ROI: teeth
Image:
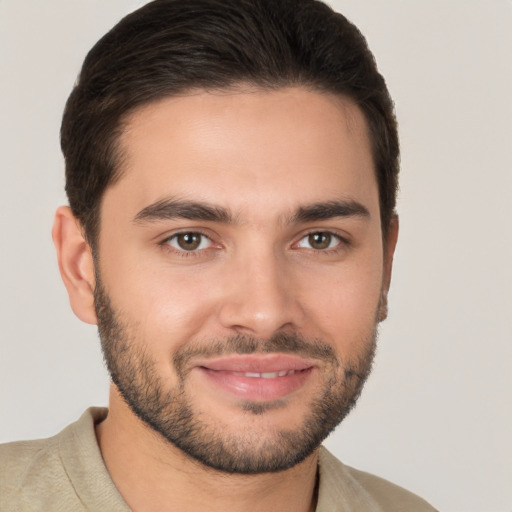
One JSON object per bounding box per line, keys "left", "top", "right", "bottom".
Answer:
{"left": 231, "top": 370, "right": 296, "bottom": 378}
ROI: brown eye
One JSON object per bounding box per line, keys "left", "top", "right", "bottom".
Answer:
{"left": 308, "top": 232, "right": 332, "bottom": 250}
{"left": 296, "top": 232, "right": 341, "bottom": 251}
{"left": 168, "top": 232, "right": 210, "bottom": 251}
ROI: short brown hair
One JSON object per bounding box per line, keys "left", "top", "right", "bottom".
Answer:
{"left": 61, "top": 0, "right": 399, "bottom": 248}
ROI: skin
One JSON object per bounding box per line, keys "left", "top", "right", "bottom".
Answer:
{"left": 53, "top": 87, "right": 398, "bottom": 512}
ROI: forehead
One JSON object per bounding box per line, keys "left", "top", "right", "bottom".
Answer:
{"left": 105, "top": 87, "right": 378, "bottom": 222}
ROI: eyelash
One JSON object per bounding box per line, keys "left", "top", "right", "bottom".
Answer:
{"left": 160, "top": 230, "right": 215, "bottom": 258}
{"left": 159, "top": 230, "right": 349, "bottom": 258}
{"left": 295, "top": 231, "right": 348, "bottom": 253}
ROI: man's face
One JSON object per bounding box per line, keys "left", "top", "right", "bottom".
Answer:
{"left": 94, "top": 87, "right": 393, "bottom": 473}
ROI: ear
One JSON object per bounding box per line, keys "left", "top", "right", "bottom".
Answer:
{"left": 52, "top": 206, "right": 97, "bottom": 325}
{"left": 378, "top": 214, "right": 399, "bottom": 322}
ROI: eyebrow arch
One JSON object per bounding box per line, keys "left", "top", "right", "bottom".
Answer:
{"left": 290, "top": 200, "right": 370, "bottom": 223}
{"left": 134, "top": 197, "right": 369, "bottom": 226}
{"left": 134, "top": 198, "right": 233, "bottom": 224}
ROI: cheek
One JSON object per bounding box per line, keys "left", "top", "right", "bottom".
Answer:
{"left": 98, "top": 244, "right": 221, "bottom": 348}
{"left": 298, "top": 255, "right": 384, "bottom": 347}
{"left": 148, "top": 271, "right": 220, "bottom": 340}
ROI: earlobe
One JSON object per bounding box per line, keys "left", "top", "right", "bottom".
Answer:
{"left": 52, "top": 206, "right": 97, "bottom": 325}
{"left": 378, "top": 214, "right": 399, "bottom": 322}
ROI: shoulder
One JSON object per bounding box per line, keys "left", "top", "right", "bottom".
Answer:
{"left": 342, "top": 464, "right": 438, "bottom": 512}
{"left": 0, "top": 407, "right": 118, "bottom": 512}
{"left": 0, "top": 432, "right": 61, "bottom": 488}
{"left": 317, "top": 447, "right": 438, "bottom": 512}
{"left": 0, "top": 428, "right": 72, "bottom": 511}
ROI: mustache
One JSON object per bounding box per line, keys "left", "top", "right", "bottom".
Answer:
{"left": 173, "top": 332, "right": 339, "bottom": 376}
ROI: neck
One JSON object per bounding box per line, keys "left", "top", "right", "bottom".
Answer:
{"left": 96, "top": 386, "right": 319, "bottom": 512}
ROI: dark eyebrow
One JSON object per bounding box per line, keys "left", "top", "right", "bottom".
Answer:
{"left": 134, "top": 198, "right": 233, "bottom": 224}
{"left": 291, "top": 200, "right": 370, "bottom": 223}
{"left": 134, "top": 197, "right": 369, "bottom": 226}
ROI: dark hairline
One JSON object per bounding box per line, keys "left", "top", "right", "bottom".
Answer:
{"left": 62, "top": 0, "right": 399, "bottom": 252}
{"left": 92, "top": 84, "right": 393, "bottom": 249}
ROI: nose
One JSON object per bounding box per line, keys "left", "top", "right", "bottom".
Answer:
{"left": 217, "top": 248, "right": 304, "bottom": 339}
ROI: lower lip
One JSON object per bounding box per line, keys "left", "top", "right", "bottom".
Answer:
{"left": 198, "top": 367, "right": 314, "bottom": 402}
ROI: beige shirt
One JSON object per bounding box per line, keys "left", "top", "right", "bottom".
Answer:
{"left": 0, "top": 408, "right": 437, "bottom": 511}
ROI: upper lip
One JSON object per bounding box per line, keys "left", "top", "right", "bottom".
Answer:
{"left": 196, "top": 354, "right": 315, "bottom": 373}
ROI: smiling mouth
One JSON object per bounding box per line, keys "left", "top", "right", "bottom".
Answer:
{"left": 211, "top": 369, "right": 300, "bottom": 379}
{"left": 195, "top": 355, "right": 315, "bottom": 402}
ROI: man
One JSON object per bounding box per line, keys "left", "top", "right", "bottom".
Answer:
{"left": 0, "top": 0, "right": 437, "bottom": 510}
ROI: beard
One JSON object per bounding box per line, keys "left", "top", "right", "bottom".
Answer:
{"left": 94, "top": 277, "right": 378, "bottom": 474}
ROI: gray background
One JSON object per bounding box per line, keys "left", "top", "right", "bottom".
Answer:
{"left": 1, "top": 1, "right": 511, "bottom": 510}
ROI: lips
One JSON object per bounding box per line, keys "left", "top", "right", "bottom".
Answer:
{"left": 231, "top": 369, "right": 296, "bottom": 378}
{"left": 195, "top": 354, "right": 315, "bottom": 402}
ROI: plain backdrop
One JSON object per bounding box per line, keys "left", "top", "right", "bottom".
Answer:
{"left": 0, "top": 1, "right": 511, "bottom": 511}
